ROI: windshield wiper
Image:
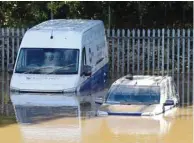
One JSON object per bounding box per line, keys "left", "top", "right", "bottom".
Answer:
{"left": 107, "top": 101, "right": 131, "bottom": 105}
{"left": 23, "top": 66, "right": 56, "bottom": 74}
{"left": 46, "top": 63, "right": 76, "bottom": 74}
{"left": 119, "top": 101, "right": 131, "bottom": 105}
{"left": 23, "top": 67, "right": 40, "bottom": 74}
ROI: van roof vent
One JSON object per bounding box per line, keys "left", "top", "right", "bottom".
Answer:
{"left": 125, "top": 74, "right": 133, "bottom": 80}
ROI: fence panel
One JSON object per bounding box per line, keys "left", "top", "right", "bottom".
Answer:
{"left": 0, "top": 28, "right": 193, "bottom": 107}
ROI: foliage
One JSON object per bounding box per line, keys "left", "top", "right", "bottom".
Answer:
{"left": 0, "top": 1, "right": 193, "bottom": 28}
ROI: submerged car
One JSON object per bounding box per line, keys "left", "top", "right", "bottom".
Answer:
{"left": 95, "top": 74, "right": 179, "bottom": 116}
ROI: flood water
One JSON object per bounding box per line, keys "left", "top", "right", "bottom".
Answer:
{"left": 0, "top": 72, "right": 193, "bottom": 143}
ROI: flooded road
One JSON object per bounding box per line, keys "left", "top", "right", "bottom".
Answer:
{"left": 0, "top": 72, "right": 193, "bottom": 143}
{"left": 0, "top": 106, "right": 192, "bottom": 143}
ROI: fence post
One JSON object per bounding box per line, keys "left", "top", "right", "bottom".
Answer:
{"left": 1, "top": 72, "right": 4, "bottom": 115}
{"left": 16, "top": 28, "right": 20, "bottom": 52}
{"left": 127, "top": 29, "right": 130, "bottom": 74}
{"left": 137, "top": 29, "right": 140, "bottom": 74}
{"left": 162, "top": 29, "right": 164, "bottom": 76}
{"left": 172, "top": 29, "right": 175, "bottom": 77}
{"left": 122, "top": 29, "right": 125, "bottom": 76}
{"left": 177, "top": 29, "right": 180, "bottom": 102}
{"left": 167, "top": 29, "right": 170, "bottom": 75}
{"left": 107, "top": 28, "right": 110, "bottom": 69}
{"left": 117, "top": 29, "right": 120, "bottom": 77}
{"left": 22, "top": 28, "right": 25, "bottom": 36}
{"left": 132, "top": 29, "right": 135, "bottom": 74}
{"left": 6, "top": 28, "right": 10, "bottom": 70}
{"left": 111, "top": 29, "right": 115, "bottom": 78}
{"left": 182, "top": 29, "right": 185, "bottom": 106}
{"left": 152, "top": 29, "right": 155, "bottom": 75}
{"left": 1, "top": 28, "right": 5, "bottom": 71}
{"left": 157, "top": 29, "right": 161, "bottom": 75}
{"left": 147, "top": 29, "right": 150, "bottom": 75}
{"left": 11, "top": 28, "right": 15, "bottom": 64}
{"left": 187, "top": 29, "right": 191, "bottom": 105}
{"left": 142, "top": 29, "right": 145, "bottom": 75}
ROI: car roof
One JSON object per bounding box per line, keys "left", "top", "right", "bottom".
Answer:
{"left": 108, "top": 75, "right": 172, "bottom": 94}
{"left": 107, "top": 74, "right": 171, "bottom": 92}
{"left": 112, "top": 75, "right": 171, "bottom": 87}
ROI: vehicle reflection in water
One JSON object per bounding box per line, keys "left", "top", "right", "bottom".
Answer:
{"left": 10, "top": 92, "right": 179, "bottom": 143}
{"left": 81, "top": 108, "right": 178, "bottom": 143}
{"left": 101, "top": 108, "right": 177, "bottom": 136}
{"left": 10, "top": 92, "right": 82, "bottom": 143}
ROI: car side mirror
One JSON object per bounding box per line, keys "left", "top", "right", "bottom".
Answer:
{"left": 83, "top": 65, "right": 92, "bottom": 76}
{"left": 8, "top": 63, "right": 14, "bottom": 73}
{"left": 164, "top": 99, "right": 174, "bottom": 106}
{"left": 95, "top": 97, "right": 103, "bottom": 105}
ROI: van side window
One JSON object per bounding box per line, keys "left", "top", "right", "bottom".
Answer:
{"left": 81, "top": 47, "right": 86, "bottom": 74}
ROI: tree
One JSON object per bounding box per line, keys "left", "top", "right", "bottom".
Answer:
{"left": 0, "top": 1, "right": 193, "bottom": 28}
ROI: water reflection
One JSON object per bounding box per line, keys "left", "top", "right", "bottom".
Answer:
{"left": 10, "top": 92, "right": 180, "bottom": 143}
{"left": 102, "top": 108, "right": 177, "bottom": 136}
{"left": 11, "top": 93, "right": 82, "bottom": 143}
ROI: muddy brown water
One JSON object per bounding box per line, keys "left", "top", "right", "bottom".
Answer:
{"left": 0, "top": 107, "right": 192, "bottom": 143}
{"left": 0, "top": 72, "right": 193, "bottom": 143}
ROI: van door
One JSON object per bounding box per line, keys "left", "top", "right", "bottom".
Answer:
{"left": 91, "top": 59, "right": 103, "bottom": 93}
{"left": 79, "top": 47, "right": 91, "bottom": 96}
{"left": 91, "top": 43, "right": 106, "bottom": 93}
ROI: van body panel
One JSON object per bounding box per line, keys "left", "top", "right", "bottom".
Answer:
{"left": 79, "top": 63, "right": 108, "bottom": 95}
{"left": 20, "top": 31, "right": 82, "bottom": 49}
{"left": 11, "top": 73, "right": 79, "bottom": 92}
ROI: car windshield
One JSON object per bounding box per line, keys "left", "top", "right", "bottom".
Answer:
{"left": 106, "top": 85, "right": 160, "bottom": 104}
{"left": 15, "top": 48, "right": 79, "bottom": 74}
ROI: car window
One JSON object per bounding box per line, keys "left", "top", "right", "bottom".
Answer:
{"left": 106, "top": 85, "right": 160, "bottom": 104}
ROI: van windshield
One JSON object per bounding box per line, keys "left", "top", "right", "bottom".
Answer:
{"left": 15, "top": 48, "right": 79, "bottom": 74}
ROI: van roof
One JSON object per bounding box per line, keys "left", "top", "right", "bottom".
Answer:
{"left": 112, "top": 75, "right": 170, "bottom": 87}
{"left": 29, "top": 19, "right": 103, "bottom": 33}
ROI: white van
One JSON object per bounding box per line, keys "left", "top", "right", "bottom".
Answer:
{"left": 8, "top": 19, "right": 109, "bottom": 95}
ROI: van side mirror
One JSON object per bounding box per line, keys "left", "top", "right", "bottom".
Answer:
{"left": 164, "top": 99, "right": 174, "bottom": 106}
{"left": 83, "top": 65, "right": 92, "bottom": 76}
{"left": 8, "top": 63, "right": 14, "bottom": 73}
{"left": 95, "top": 97, "right": 103, "bottom": 105}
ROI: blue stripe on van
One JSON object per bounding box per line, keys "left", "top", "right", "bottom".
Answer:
{"left": 79, "top": 63, "right": 108, "bottom": 95}
{"left": 107, "top": 112, "right": 142, "bottom": 116}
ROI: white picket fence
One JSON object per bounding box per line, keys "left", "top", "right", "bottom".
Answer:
{"left": 0, "top": 28, "right": 193, "bottom": 107}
